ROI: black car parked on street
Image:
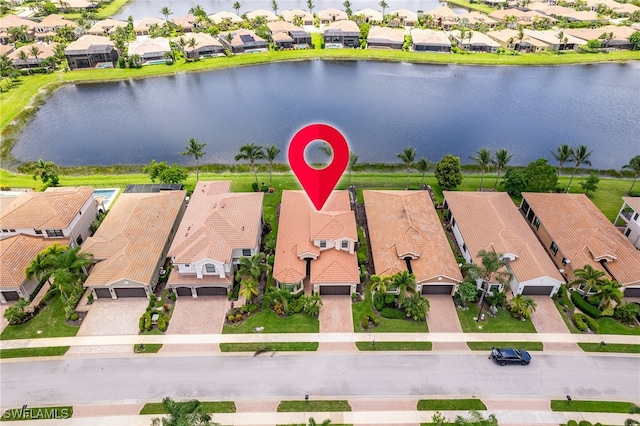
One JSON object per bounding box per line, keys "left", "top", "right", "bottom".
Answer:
{"left": 490, "top": 347, "right": 531, "bottom": 366}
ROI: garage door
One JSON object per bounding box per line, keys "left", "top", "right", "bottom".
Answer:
{"left": 94, "top": 288, "right": 111, "bottom": 299}
{"left": 422, "top": 285, "right": 454, "bottom": 295}
{"left": 176, "top": 287, "right": 192, "bottom": 297}
{"left": 319, "top": 285, "right": 351, "bottom": 296}
{"left": 114, "top": 287, "right": 147, "bottom": 298}
{"left": 1, "top": 291, "right": 20, "bottom": 302}
{"left": 196, "top": 287, "right": 227, "bottom": 296}
{"left": 624, "top": 287, "right": 640, "bottom": 298}
{"left": 521, "top": 286, "right": 555, "bottom": 296}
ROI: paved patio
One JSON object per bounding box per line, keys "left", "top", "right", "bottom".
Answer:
{"left": 528, "top": 296, "right": 579, "bottom": 351}
{"left": 425, "top": 295, "right": 467, "bottom": 351}
{"left": 319, "top": 296, "right": 355, "bottom": 351}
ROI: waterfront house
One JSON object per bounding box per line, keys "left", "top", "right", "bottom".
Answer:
{"left": 0, "top": 186, "right": 96, "bottom": 245}
{"left": 54, "top": 0, "right": 93, "bottom": 11}
{"left": 364, "top": 190, "right": 463, "bottom": 295}
{"left": 176, "top": 32, "right": 224, "bottom": 59}
{"left": 81, "top": 191, "right": 185, "bottom": 299}
{"left": 323, "top": 20, "right": 360, "bottom": 48}
{"left": 273, "top": 191, "right": 359, "bottom": 296}
{"left": 167, "top": 181, "right": 263, "bottom": 297}
{"left": 524, "top": 29, "right": 586, "bottom": 51}
{"left": 128, "top": 37, "right": 171, "bottom": 62}
{"left": 539, "top": 6, "right": 600, "bottom": 23}
{"left": 64, "top": 34, "right": 118, "bottom": 69}
{"left": 521, "top": 193, "right": 640, "bottom": 297}
{"left": 282, "top": 9, "right": 314, "bottom": 26}
{"left": 426, "top": 5, "right": 459, "bottom": 28}
{"left": 8, "top": 43, "right": 58, "bottom": 69}
{"left": 172, "top": 14, "right": 197, "bottom": 32}
{"left": 209, "top": 11, "right": 244, "bottom": 25}
{"left": 564, "top": 25, "right": 637, "bottom": 49}
{"left": 133, "top": 17, "right": 165, "bottom": 36}
{"left": 456, "top": 11, "right": 499, "bottom": 29}
{"left": 218, "top": 28, "right": 268, "bottom": 54}
{"left": 317, "top": 8, "right": 348, "bottom": 24}
{"left": 444, "top": 192, "right": 564, "bottom": 296}
{"left": 410, "top": 29, "right": 451, "bottom": 52}
{"left": 448, "top": 30, "right": 500, "bottom": 52}
{"left": 367, "top": 26, "right": 405, "bottom": 50}
{"left": 614, "top": 197, "right": 640, "bottom": 250}
{"left": 33, "top": 14, "right": 77, "bottom": 41}
{"left": 488, "top": 29, "right": 549, "bottom": 52}
{"left": 87, "top": 19, "right": 127, "bottom": 36}
{"left": 268, "top": 21, "right": 311, "bottom": 48}
{"left": 489, "top": 9, "right": 548, "bottom": 27}
{"left": 0, "top": 15, "right": 36, "bottom": 44}
{"left": 245, "top": 9, "right": 279, "bottom": 22}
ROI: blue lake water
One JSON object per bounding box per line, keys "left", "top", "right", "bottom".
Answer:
{"left": 14, "top": 60, "right": 640, "bottom": 169}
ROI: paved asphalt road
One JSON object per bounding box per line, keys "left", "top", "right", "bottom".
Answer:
{"left": 1, "top": 352, "right": 638, "bottom": 407}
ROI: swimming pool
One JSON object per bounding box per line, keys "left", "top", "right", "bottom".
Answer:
{"left": 92, "top": 188, "right": 120, "bottom": 211}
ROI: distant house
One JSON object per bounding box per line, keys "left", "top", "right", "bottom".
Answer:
{"left": 540, "top": 6, "right": 601, "bottom": 23}
{"left": 0, "top": 14, "right": 36, "bottom": 44}
{"left": 317, "top": 8, "right": 348, "bottom": 24}
{"left": 448, "top": 30, "right": 500, "bottom": 52}
{"left": 282, "top": 9, "right": 314, "bottom": 26}
{"left": 167, "top": 181, "right": 263, "bottom": 297}
{"left": 64, "top": 34, "right": 118, "bottom": 69}
{"left": 426, "top": 5, "right": 459, "bottom": 28}
{"left": 410, "top": 29, "right": 451, "bottom": 52}
{"left": 456, "top": 11, "right": 499, "bottom": 29}
{"left": 218, "top": 28, "right": 268, "bottom": 54}
{"left": 209, "top": 11, "right": 244, "bottom": 26}
{"left": 353, "top": 8, "right": 383, "bottom": 23}
{"left": 0, "top": 235, "right": 59, "bottom": 303}
{"left": 388, "top": 9, "right": 418, "bottom": 27}
{"left": 614, "top": 197, "right": 640, "bottom": 249}
{"left": 81, "top": 191, "right": 186, "bottom": 299}
{"left": 133, "top": 17, "right": 165, "bottom": 36}
{"left": 323, "top": 20, "right": 360, "bottom": 48}
{"left": 8, "top": 43, "right": 58, "bottom": 69}
{"left": 489, "top": 9, "right": 549, "bottom": 27}
{"left": 524, "top": 29, "right": 586, "bottom": 51}
{"left": 364, "top": 190, "right": 463, "bottom": 295}
{"left": 33, "top": 14, "right": 77, "bottom": 41}
{"left": 367, "top": 26, "right": 405, "bottom": 50}
{"left": 0, "top": 186, "right": 96, "bottom": 245}
{"left": 273, "top": 191, "right": 359, "bottom": 296}
{"left": 488, "top": 29, "right": 549, "bottom": 52}
{"left": 444, "top": 192, "right": 565, "bottom": 296}
{"left": 245, "top": 9, "right": 279, "bottom": 22}
{"left": 521, "top": 193, "right": 640, "bottom": 297}
{"left": 87, "top": 19, "right": 127, "bottom": 36}
{"left": 172, "top": 14, "right": 197, "bottom": 32}
{"left": 564, "top": 25, "right": 636, "bottom": 50}
{"left": 268, "top": 21, "right": 311, "bottom": 48}
{"left": 128, "top": 37, "right": 171, "bottom": 62}
{"left": 176, "top": 32, "right": 224, "bottom": 59}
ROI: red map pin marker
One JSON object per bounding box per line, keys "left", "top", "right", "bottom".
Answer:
{"left": 288, "top": 124, "right": 349, "bottom": 211}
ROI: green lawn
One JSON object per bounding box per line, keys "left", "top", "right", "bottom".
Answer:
{"left": 417, "top": 399, "right": 487, "bottom": 411}
{"left": 222, "top": 310, "right": 319, "bottom": 334}
{"left": 595, "top": 317, "right": 640, "bottom": 335}
{"left": 0, "top": 346, "right": 70, "bottom": 359}
{"left": 0, "top": 295, "right": 79, "bottom": 340}
{"left": 550, "top": 400, "right": 639, "bottom": 413}
{"left": 466, "top": 342, "right": 544, "bottom": 351}
{"left": 277, "top": 400, "right": 352, "bottom": 412}
{"left": 457, "top": 304, "right": 537, "bottom": 333}
{"left": 133, "top": 344, "right": 163, "bottom": 354}
{"left": 356, "top": 341, "right": 432, "bottom": 351}
{"left": 578, "top": 343, "right": 640, "bottom": 353}
{"left": 0, "top": 406, "right": 73, "bottom": 421}
{"left": 352, "top": 284, "right": 429, "bottom": 333}
{"left": 139, "top": 401, "right": 236, "bottom": 414}
{"left": 219, "top": 342, "right": 318, "bottom": 352}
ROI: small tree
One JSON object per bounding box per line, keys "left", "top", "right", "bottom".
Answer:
{"left": 265, "top": 144, "right": 281, "bottom": 186}
{"left": 508, "top": 295, "right": 537, "bottom": 319}
{"left": 456, "top": 279, "right": 477, "bottom": 309}
{"left": 502, "top": 168, "right": 528, "bottom": 196}
{"left": 235, "top": 142, "right": 265, "bottom": 187}
{"left": 622, "top": 155, "right": 640, "bottom": 195}
{"left": 415, "top": 157, "right": 431, "bottom": 187}
{"left": 397, "top": 146, "right": 417, "bottom": 189}
{"left": 403, "top": 293, "right": 430, "bottom": 321}
{"left": 470, "top": 147, "right": 491, "bottom": 190}
{"left": 3, "top": 298, "right": 29, "bottom": 325}
{"left": 158, "top": 165, "right": 188, "bottom": 184}
{"left": 302, "top": 293, "right": 323, "bottom": 317}
{"left": 491, "top": 148, "right": 512, "bottom": 190}
{"left": 143, "top": 160, "right": 169, "bottom": 182}
{"left": 150, "top": 397, "right": 216, "bottom": 426}
{"left": 347, "top": 151, "right": 358, "bottom": 186}
{"left": 181, "top": 137, "right": 207, "bottom": 182}
{"left": 580, "top": 172, "right": 600, "bottom": 197}
{"left": 434, "top": 154, "right": 463, "bottom": 190}
{"left": 565, "top": 144, "right": 592, "bottom": 193}
{"left": 525, "top": 158, "right": 557, "bottom": 192}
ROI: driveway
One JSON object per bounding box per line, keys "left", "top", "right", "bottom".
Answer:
{"left": 424, "top": 295, "right": 467, "bottom": 351}
{"left": 0, "top": 303, "right": 10, "bottom": 334}
{"left": 77, "top": 299, "right": 148, "bottom": 336}
{"left": 319, "top": 296, "right": 355, "bottom": 351}
{"left": 528, "top": 296, "right": 579, "bottom": 352}
{"left": 166, "top": 297, "right": 228, "bottom": 334}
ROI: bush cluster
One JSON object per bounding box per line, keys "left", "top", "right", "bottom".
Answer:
{"left": 571, "top": 290, "right": 602, "bottom": 318}
{"left": 360, "top": 314, "right": 380, "bottom": 330}
{"left": 573, "top": 312, "right": 599, "bottom": 332}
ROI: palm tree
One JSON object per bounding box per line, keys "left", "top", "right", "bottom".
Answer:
{"left": 491, "top": 149, "right": 512, "bottom": 190}
{"left": 595, "top": 279, "right": 623, "bottom": 310}
{"left": 568, "top": 264, "right": 606, "bottom": 296}
{"left": 181, "top": 137, "right": 206, "bottom": 182}
{"left": 551, "top": 144, "right": 573, "bottom": 178}
{"left": 48, "top": 269, "right": 77, "bottom": 302}
{"left": 318, "top": 142, "right": 333, "bottom": 160}
{"left": 160, "top": 6, "right": 172, "bottom": 21}
{"left": 379, "top": 0, "right": 388, "bottom": 19}
{"left": 239, "top": 278, "right": 259, "bottom": 304}
{"left": 308, "top": 418, "right": 332, "bottom": 426}
{"left": 390, "top": 271, "right": 416, "bottom": 308}
{"left": 343, "top": 0, "right": 352, "bottom": 15}
{"left": 236, "top": 253, "right": 270, "bottom": 304}
{"left": 32, "top": 159, "right": 58, "bottom": 185}
{"left": 347, "top": 151, "right": 358, "bottom": 186}
{"left": 508, "top": 295, "right": 537, "bottom": 319}
{"left": 470, "top": 148, "right": 492, "bottom": 190}
{"left": 306, "top": 0, "right": 314, "bottom": 14}
{"left": 186, "top": 37, "right": 198, "bottom": 60}
{"left": 49, "top": 246, "right": 93, "bottom": 279}
{"left": 622, "top": 155, "right": 640, "bottom": 195}
{"left": 265, "top": 144, "right": 281, "bottom": 186}
{"left": 566, "top": 144, "right": 592, "bottom": 193}
{"left": 465, "top": 250, "right": 513, "bottom": 308}
{"left": 150, "top": 397, "right": 216, "bottom": 426}
{"left": 415, "top": 157, "right": 431, "bottom": 187}
{"left": 397, "top": 146, "right": 417, "bottom": 190}
{"left": 271, "top": 0, "right": 278, "bottom": 15}
{"left": 29, "top": 45, "right": 41, "bottom": 68}
{"left": 302, "top": 293, "right": 323, "bottom": 317}
{"left": 25, "top": 252, "right": 54, "bottom": 286}
{"left": 17, "top": 50, "right": 30, "bottom": 73}
{"left": 0, "top": 54, "right": 16, "bottom": 87}
{"left": 235, "top": 142, "right": 265, "bottom": 187}
{"left": 370, "top": 274, "right": 390, "bottom": 310}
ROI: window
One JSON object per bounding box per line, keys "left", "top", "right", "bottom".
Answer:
{"left": 35, "top": 229, "right": 42, "bottom": 235}
{"left": 76, "top": 235, "right": 83, "bottom": 245}
{"left": 46, "top": 229, "right": 64, "bottom": 238}
{"left": 550, "top": 241, "right": 559, "bottom": 255}
{"left": 319, "top": 240, "right": 326, "bottom": 248}
{"left": 462, "top": 243, "right": 467, "bottom": 253}
{"left": 635, "top": 213, "right": 639, "bottom": 221}
{"left": 341, "top": 240, "right": 349, "bottom": 249}
{"left": 9, "top": 229, "right": 15, "bottom": 232}
{"left": 242, "top": 249, "right": 251, "bottom": 256}
{"left": 625, "top": 228, "right": 632, "bottom": 237}
{"left": 204, "top": 264, "right": 216, "bottom": 273}
{"left": 185, "top": 264, "right": 190, "bottom": 268}
{"left": 489, "top": 284, "right": 501, "bottom": 293}
{"left": 533, "top": 217, "right": 540, "bottom": 230}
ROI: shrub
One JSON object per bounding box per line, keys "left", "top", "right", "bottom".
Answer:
{"left": 571, "top": 290, "right": 602, "bottom": 318}
{"left": 168, "top": 291, "right": 177, "bottom": 301}
{"left": 360, "top": 314, "right": 370, "bottom": 329}
{"left": 158, "top": 315, "right": 168, "bottom": 332}
{"left": 3, "top": 300, "right": 28, "bottom": 325}
{"left": 579, "top": 421, "right": 593, "bottom": 426}
{"left": 380, "top": 307, "right": 405, "bottom": 319}
{"left": 143, "top": 312, "right": 152, "bottom": 331}
{"left": 567, "top": 421, "right": 578, "bottom": 426}
{"left": 371, "top": 315, "right": 380, "bottom": 326}
{"left": 373, "top": 293, "right": 385, "bottom": 311}
{"left": 384, "top": 294, "right": 396, "bottom": 306}
{"left": 227, "top": 314, "right": 235, "bottom": 323}
{"left": 70, "top": 312, "right": 79, "bottom": 321}
{"left": 139, "top": 315, "right": 145, "bottom": 332}
{"left": 251, "top": 182, "right": 259, "bottom": 192}
{"left": 357, "top": 252, "right": 367, "bottom": 265}
{"left": 573, "top": 313, "right": 599, "bottom": 332}
{"left": 614, "top": 302, "right": 640, "bottom": 324}
{"left": 148, "top": 294, "right": 156, "bottom": 309}
{"left": 87, "top": 293, "right": 94, "bottom": 304}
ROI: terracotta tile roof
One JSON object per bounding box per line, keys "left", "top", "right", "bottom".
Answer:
{"left": 38, "top": 14, "right": 77, "bottom": 28}
{"left": 209, "top": 11, "right": 244, "bottom": 24}
{"left": 167, "top": 270, "right": 232, "bottom": 286}
{"left": 0, "top": 14, "right": 37, "bottom": 30}
{"left": 87, "top": 19, "right": 127, "bottom": 35}
{"left": 623, "top": 196, "right": 640, "bottom": 213}
{"left": 0, "top": 186, "right": 93, "bottom": 230}
{"left": 0, "top": 235, "right": 56, "bottom": 288}
{"left": 522, "top": 193, "right": 640, "bottom": 286}
{"left": 81, "top": 191, "right": 185, "bottom": 287}
{"left": 245, "top": 9, "right": 279, "bottom": 21}
{"left": 273, "top": 191, "right": 359, "bottom": 285}
{"left": 317, "top": 8, "right": 348, "bottom": 21}
{"left": 365, "top": 190, "right": 462, "bottom": 284}
{"left": 168, "top": 181, "right": 263, "bottom": 264}
{"left": 445, "top": 192, "right": 564, "bottom": 283}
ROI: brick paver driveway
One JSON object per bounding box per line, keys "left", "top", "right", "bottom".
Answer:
{"left": 0, "top": 303, "right": 10, "bottom": 334}
{"left": 529, "top": 296, "right": 579, "bottom": 351}
{"left": 166, "top": 297, "right": 228, "bottom": 334}
{"left": 319, "top": 296, "right": 355, "bottom": 351}
{"left": 425, "top": 295, "right": 467, "bottom": 351}
{"left": 77, "top": 298, "right": 148, "bottom": 336}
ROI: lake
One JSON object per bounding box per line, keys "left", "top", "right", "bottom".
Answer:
{"left": 14, "top": 60, "right": 640, "bottom": 169}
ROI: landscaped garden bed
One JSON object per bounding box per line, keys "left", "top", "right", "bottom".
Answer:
{"left": 138, "top": 289, "right": 176, "bottom": 334}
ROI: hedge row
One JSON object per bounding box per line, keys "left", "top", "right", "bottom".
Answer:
{"left": 573, "top": 312, "right": 599, "bottom": 332}
{"left": 570, "top": 290, "right": 602, "bottom": 318}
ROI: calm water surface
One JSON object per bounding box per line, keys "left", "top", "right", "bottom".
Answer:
{"left": 15, "top": 61, "right": 640, "bottom": 168}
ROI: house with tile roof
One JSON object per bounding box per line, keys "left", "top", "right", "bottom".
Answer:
{"left": 364, "top": 191, "right": 463, "bottom": 295}
{"left": 323, "top": 20, "right": 360, "bottom": 48}
{"left": 410, "top": 29, "right": 452, "bottom": 52}
{"left": 0, "top": 235, "right": 58, "bottom": 303}
{"left": 521, "top": 193, "right": 640, "bottom": 297}
{"left": 167, "top": 181, "right": 263, "bottom": 297}
{"left": 64, "top": 34, "right": 118, "bottom": 69}
{"left": 175, "top": 32, "right": 224, "bottom": 59}
{"left": 209, "top": 11, "right": 244, "bottom": 25}
{"left": 81, "top": 191, "right": 185, "bottom": 299}
{"left": 218, "top": 28, "right": 268, "bottom": 54}
{"left": 615, "top": 197, "right": 640, "bottom": 249}
{"left": 87, "top": 19, "right": 127, "bottom": 36}
{"left": 367, "top": 26, "right": 405, "bottom": 50}
{"left": 128, "top": 37, "right": 171, "bottom": 62}
{"left": 282, "top": 9, "right": 314, "bottom": 26}
{"left": 273, "top": 191, "right": 359, "bottom": 296}
{"left": 0, "top": 186, "right": 96, "bottom": 245}
{"left": 317, "top": 8, "right": 348, "bottom": 24}
{"left": 444, "top": 192, "right": 564, "bottom": 296}
{"left": 267, "top": 21, "right": 312, "bottom": 48}
{"left": 33, "top": 14, "right": 77, "bottom": 40}
{"left": 0, "top": 15, "right": 37, "bottom": 44}
{"left": 9, "top": 43, "right": 58, "bottom": 69}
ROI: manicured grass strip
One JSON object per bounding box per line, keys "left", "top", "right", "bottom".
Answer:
{"left": 133, "top": 344, "right": 163, "bottom": 354}
{"left": 0, "top": 295, "right": 79, "bottom": 340}
{"left": 223, "top": 310, "right": 319, "bottom": 334}
{"left": 0, "top": 346, "right": 69, "bottom": 359}
{"left": 456, "top": 304, "right": 536, "bottom": 333}
{"left": 550, "top": 400, "right": 639, "bottom": 413}
{"left": 417, "top": 399, "right": 487, "bottom": 411}
{"left": 139, "top": 401, "right": 236, "bottom": 415}
{"left": 595, "top": 317, "right": 640, "bottom": 335}
{"left": 220, "top": 342, "right": 318, "bottom": 352}
{"left": 578, "top": 343, "right": 640, "bottom": 353}
{"left": 466, "top": 342, "right": 544, "bottom": 351}
{"left": 356, "top": 341, "right": 432, "bottom": 351}
{"left": 1, "top": 406, "right": 73, "bottom": 421}
{"left": 277, "top": 400, "right": 352, "bottom": 412}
